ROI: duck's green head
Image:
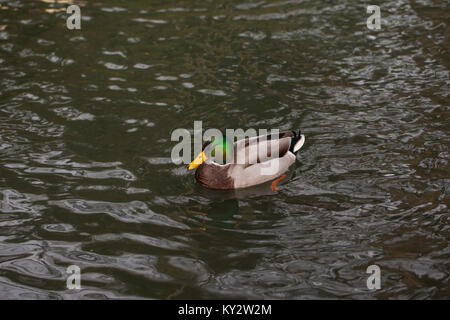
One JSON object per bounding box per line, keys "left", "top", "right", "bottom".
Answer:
{"left": 188, "top": 136, "right": 233, "bottom": 169}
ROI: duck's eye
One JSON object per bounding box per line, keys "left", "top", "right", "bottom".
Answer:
{"left": 202, "top": 141, "right": 211, "bottom": 150}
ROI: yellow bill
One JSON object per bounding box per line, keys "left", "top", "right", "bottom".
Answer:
{"left": 188, "top": 151, "right": 207, "bottom": 170}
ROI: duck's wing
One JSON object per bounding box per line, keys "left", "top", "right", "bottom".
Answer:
{"left": 231, "top": 151, "right": 296, "bottom": 189}
{"left": 232, "top": 131, "right": 295, "bottom": 167}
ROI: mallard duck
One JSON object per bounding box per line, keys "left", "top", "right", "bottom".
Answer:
{"left": 188, "top": 130, "right": 305, "bottom": 190}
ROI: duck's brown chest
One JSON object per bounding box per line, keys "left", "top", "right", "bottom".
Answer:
{"left": 195, "top": 163, "right": 235, "bottom": 190}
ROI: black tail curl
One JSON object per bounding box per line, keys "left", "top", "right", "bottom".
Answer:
{"left": 289, "top": 129, "right": 302, "bottom": 153}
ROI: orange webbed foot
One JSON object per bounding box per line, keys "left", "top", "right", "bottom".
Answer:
{"left": 271, "top": 174, "right": 287, "bottom": 192}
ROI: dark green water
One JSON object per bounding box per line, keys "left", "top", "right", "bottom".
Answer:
{"left": 0, "top": 0, "right": 449, "bottom": 299}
